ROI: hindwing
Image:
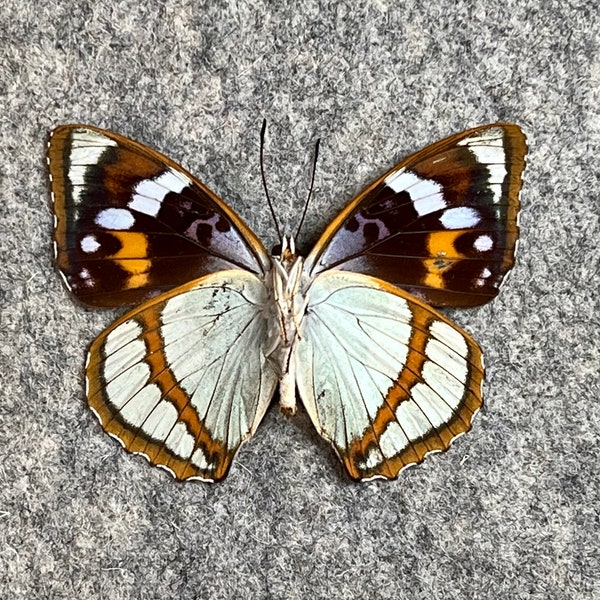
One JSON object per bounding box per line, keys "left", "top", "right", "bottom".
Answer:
{"left": 294, "top": 271, "right": 484, "bottom": 481}
{"left": 86, "top": 270, "right": 278, "bottom": 481}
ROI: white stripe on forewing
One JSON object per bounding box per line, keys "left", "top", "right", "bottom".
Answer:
{"left": 412, "top": 193, "right": 447, "bottom": 217}
{"left": 384, "top": 168, "right": 420, "bottom": 192}
{"left": 458, "top": 128, "right": 504, "bottom": 146}
{"left": 129, "top": 169, "right": 192, "bottom": 217}
{"left": 458, "top": 130, "right": 507, "bottom": 202}
{"left": 71, "top": 129, "right": 118, "bottom": 146}
{"left": 468, "top": 145, "right": 505, "bottom": 166}
{"left": 68, "top": 130, "right": 117, "bottom": 202}
{"left": 155, "top": 169, "right": 192, "bottom": 192}
{"left": 487, "top": 163, "right": 507, "bottom": 185}
{"left": 67, "top": 165, "right": 88, "bottom": 187}
{"left": 384, "top": 169, "right": 447, "bottom": 216}
{"left": 128, "top": 195, "right": 162, "bottom": 217}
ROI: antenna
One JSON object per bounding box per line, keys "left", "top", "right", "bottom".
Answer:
{"left": 294, "top": 137, "right": 320, "bottom": 240}
{"left": 260, "top": 119, "right": 283, "bottom": 243}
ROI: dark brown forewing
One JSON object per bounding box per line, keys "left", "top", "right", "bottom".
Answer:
{"left": 304, "top": 124, "right": 527, "bottom": 307}
{"left": 48, "top": 125, "right": 271, "bottom": 307}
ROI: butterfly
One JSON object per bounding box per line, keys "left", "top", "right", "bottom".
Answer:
{"left": 47, "top": 122, "right": 527, "bottom": 482}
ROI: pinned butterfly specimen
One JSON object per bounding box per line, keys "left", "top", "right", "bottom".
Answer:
{"left": 47, "top": 121, "right": 526, "bottom": 482}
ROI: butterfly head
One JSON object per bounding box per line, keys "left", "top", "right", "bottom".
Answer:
{"left": 271, "top": 235, "right": 297, "bottom": 261}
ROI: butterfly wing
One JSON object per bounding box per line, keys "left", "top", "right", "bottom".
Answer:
{"left": 294, "top": 270, "right": 484, "bottom": 481}
{"left": 86, "top": 270, "right": 279, "bottom": 482}
{"left": 48, "top": 125, "right": 271, "bottom": 307}
{"left": 304, "top": 124, "right": 527, "bottom": 307}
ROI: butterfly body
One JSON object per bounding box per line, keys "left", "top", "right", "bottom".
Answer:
{"left": 48, "top": 123, "right": 526, "bottom": 482}
{"left": 264, "top": 236, "right": 306, "bottom": 416}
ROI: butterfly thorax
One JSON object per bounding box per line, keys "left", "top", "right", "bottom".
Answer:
{"left": 267, "top": 236, "right": 308, "bottom": 416}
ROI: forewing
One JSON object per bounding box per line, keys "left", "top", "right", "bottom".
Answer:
{"left": 304, "top": 124, "right": 527, "bottom": 307}
{"left": 48, "top": 125, "right": 271, "bottom": 307}
{"left": 294, "top": 271, "right": 484, "bottom": 481}
{"left": 86, "top": 270, "right": 279, "bottom": 482}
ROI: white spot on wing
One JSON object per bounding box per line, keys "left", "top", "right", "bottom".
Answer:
{"left": 440, "top": 207, "right": 481, "bottom": 229}
{"left": 95, "top": 208, "right": 135, "bottom": 230}
{"left": 363, "top": 446, "right": 384, "bottom": 469}
{"left": 103, "top": 338, "right": 147, "bottom": 383}
{"left": 474, "top": 234, "right": 493, "bottom": 252}
{"left": 81, "top": 234, "right": 100, "bottom": 253}
{"left": 411, "top": 381, "right": 454, "bottom": 427}
{"left": 421, "top": 361, "right": 465, "bottom": 411}
{"left": 475, "top": 266, "right": 492, "bottom": 288}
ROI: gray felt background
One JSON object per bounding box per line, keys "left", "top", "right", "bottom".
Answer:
{"left": 0, "top": 1, "right": 598, "bottom": 598}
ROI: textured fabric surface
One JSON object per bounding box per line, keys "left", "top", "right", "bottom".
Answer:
{"left": 0, "top": 1, "right": 598, "bottom": 598}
